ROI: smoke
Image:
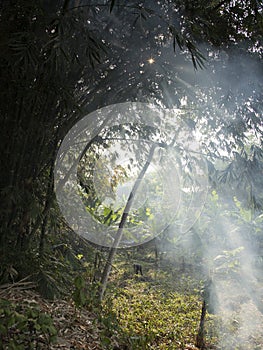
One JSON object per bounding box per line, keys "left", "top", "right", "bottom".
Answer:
{"left": 89, "top": 17, "right": 263, "bottom": 346}
{"left": 98, "top": 17, "right": 263, "bottom": 346}
{"left": 191, "top": 47, "right": 263, "bottom": 347}
{"left": 56, "top": 3, "right": 263, "bottom": 346}
{"left": 156, "top": 45, "right": 263, "bottom": 346}
{"left": 219, "top": 238, "right": 262, "bottom": 348}
{"left": 192, "top": 187, "right": 263, "bottom": 349}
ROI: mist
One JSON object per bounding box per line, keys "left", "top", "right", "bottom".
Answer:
{"left": 112, "top": 32, "right": 263, "bottom": 349}
{"left": 86, "top": 6, "right": 263, "bottom": 346}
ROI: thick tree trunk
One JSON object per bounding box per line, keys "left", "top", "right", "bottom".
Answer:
{"left": 30, "top": 115, "right": 112, "bottom": 240}
{"left": 99, "top": 143, "right": 158, "bottom": 300}
{"left": 39, "top": 162, "right": 54, "bottom": 256}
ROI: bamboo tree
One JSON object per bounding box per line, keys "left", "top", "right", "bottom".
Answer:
{"left": 30, "top": 115, "right": 112, "bottom": 240}
{"left": 99, "top": 143, "right": 158, "bottom": 300}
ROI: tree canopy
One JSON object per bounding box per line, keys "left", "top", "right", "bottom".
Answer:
{"left": 0, "top": 2, "right": 263, "bottom": 349}
{"left": 0, "top": 0, "right": 262, "bottom": 287}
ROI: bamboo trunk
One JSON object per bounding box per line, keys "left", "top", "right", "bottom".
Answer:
{"left": 99, "top": 143, "right": 158, "bottom": 300}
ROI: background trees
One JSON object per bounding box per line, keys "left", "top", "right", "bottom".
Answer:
{"left": 0, "top": 0, "right": 262, "bottom": 294}
{"left": 0, "top": 1, "right": 263, "bottom": 349}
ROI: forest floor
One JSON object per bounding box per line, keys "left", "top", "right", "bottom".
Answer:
{"left": 0, "top": 285, "right": 103, "bottom": 349}
{"left": 1, "top": 261, "right": 263, "bottom": 349}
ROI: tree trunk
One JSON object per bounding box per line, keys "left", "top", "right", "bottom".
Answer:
{"left": 99, "top": 143, "right": 158, "bottom": 300}
{"left": 196, "top": 300, "right": 206, "bottom": 349}
{"left": 39, "top": 174, "right": 54, "bottom": 257}
{"left": 30, "top": 115, "right": 112, "bottom": 240}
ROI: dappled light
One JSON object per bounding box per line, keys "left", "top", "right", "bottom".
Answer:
{"left": 0, "top": 0, "right": 262, "bottom": 349}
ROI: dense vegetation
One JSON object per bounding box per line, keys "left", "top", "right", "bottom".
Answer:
{"left": 0, "top": 0, "right": 262, "bottom": 349}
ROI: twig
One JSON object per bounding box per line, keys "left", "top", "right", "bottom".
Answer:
{"left": 0, "top": 276, "right": 36, "bottom": 296}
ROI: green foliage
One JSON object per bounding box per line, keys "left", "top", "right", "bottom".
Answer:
{"left": 233, "top": 196, "right": 252, "bottom": 222}
{"left": 0, "top": 298, "right": 57, "bottom": 349}
{"left": 72, "top": 275, "right": 87, "bottom": 309}
{"left": 213, "top": 247, "right": 245, "bottom": 275}
{"left": 71, "top": 272, "right": 121, "bottom": 347}
{"left": 72, "top": 274, "right": 100, "bottom": 311}
{"left": 0, "top": 5, "right": 262, "bottom": 349}
{"left": 98, "top": 296, "right": 121, "bottom": 348}
{"left": 37, "top": 268, "right": 63, "bottom": 301}
{"left": 103, "top": 280, "right": 202, "bottom": 349}
{"left": 1, "top": 0, "right": 262, "bottom": 279}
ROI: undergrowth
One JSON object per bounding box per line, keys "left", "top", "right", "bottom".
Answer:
{"left": 104, "top": 280, "right": 202, "bottom": 349}
{"left": 0, "top": 298, "right": 57, "bottom": 349}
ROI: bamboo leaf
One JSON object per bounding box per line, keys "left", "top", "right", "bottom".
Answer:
{"left": 109, "top": 0, "right": 115, "bottom": 13}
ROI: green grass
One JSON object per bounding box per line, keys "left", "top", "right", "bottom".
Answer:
{"left": 101, "top": 266, "right": 208, "bottom": 350}
{"left": 112, "top": 283, "right": 201, "bottom": 349}
{"left": 99, "top": 260, "right": 263, "bottom": 350}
